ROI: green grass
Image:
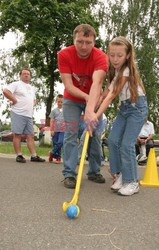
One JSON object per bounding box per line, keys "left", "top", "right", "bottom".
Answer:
{"left": 0, "top": 143, "right": 52, "bottom": 156}
{"left": 0, "top": 142, "right": 158, "bottom": 157}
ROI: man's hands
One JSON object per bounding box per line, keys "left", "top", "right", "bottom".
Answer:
{"left": 84, "top": 110, "right": 99, "bottom": 136}
{"left": 10, "top": 99, "right": 17, "bottom": 106}
{"left": 137, "top": 137, "right": 147, "bottom": 144}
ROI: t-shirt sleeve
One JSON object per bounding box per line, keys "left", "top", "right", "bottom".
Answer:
{"left": 94, "top": 50, "right": 108, "bottom": 72}
{"left": 33, "top": 86, "right": 36, "bottom": 100}
{"left": 150, "top": 123, "right": 155, "bottom": 134}
{"left": 4, "top": 82, "right": 18, "bottom": 94}
{"left": 108, "top": 67, "right": 129, "bottom": 91}
{"left": 123, "top": 67, "right": 130, "bottom": 77}
{"left": 58, "top": 50, "right": 72, "bottom": 74}
{"left": 49, "top": 110, "right": 55, "bottom": 119}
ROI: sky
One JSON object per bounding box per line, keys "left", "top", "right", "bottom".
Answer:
{"left": 0, "top": 32, "right": 64, "bottom": 124}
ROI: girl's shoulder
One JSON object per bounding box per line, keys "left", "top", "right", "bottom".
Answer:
{"left": 123, "top": 67, "right": 130, "bottom": 77}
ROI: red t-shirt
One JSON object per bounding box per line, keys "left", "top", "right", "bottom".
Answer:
{"left": 58, "top": 45, "right": 108, "bottom": 102}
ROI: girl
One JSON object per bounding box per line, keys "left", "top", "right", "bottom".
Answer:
{"left": 96, "top": 36, "right": 148, "bottom": 196}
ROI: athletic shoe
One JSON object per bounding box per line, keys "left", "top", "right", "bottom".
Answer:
{"left": 53, "top": 158, "right": 61, "bottom": 164}
{"left": 64, "top": 177, "right": 76, "bottom": 189}
{"left": 118, "top": 182, "right": 139, "bottom": 196}
{"left": 49, "top": 152, "right": 53, "bottom": 162}
{"left": 56, "top": 158, "right": 62, "bottom": 163}
{"left": 30, "top": 156, "right": 45, "bottom": 162}
{"left": 101, "top": 160, "right": 107, "bottom": 167}
{"left": 16, "top": 155, "right": 26, "bottom": 163}
{"left": 111, "top": 173, "right": 122, "bottom": 191}
{"left": 138, "top": 155, "right": 147, "bottom": 163}
{"left": 88, "top": 174, "right": 105, "bottom": 183}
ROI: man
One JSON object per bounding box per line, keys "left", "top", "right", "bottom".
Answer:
{"left": 136, "top": 119, "right": 155, "bottom": 164}
{"left": 58, "top": 24, "right": 107, "bottom": 188}
{"left": 3, "top": 68, "right": 45, "bottom": 163}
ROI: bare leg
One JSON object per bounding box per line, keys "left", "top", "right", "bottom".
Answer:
{"left": 26, "top": 134, "right": 36, "bottom": 155}
{"left": 13, "top": 134, "right": 22, "bottom": 155}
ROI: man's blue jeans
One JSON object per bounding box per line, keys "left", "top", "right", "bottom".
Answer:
{"left": 62, "top": 98, "right": 102, "bottom": 178}
{"left": 108, "top": 96, "right": 148, "bottom": 183}
{"left": 51, "top": 132, "right": 64, "bottom": 159}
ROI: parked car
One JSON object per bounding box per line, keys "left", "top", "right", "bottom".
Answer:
{"left": 0, "top": 130, "right": 26, "bottom": 142}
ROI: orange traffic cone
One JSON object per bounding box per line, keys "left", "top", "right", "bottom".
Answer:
{"left": 140, "top": 148, "right": 159, "bottom": 187}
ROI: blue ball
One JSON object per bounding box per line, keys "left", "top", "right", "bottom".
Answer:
{"left": 66, "top": 205, "right": 78, "bottom": 219}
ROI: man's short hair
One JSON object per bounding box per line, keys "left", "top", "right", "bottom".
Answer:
{"left": 20, "top": 67, "right": 31, "bottom": 75}
{"left": 73, "top": 24, "right": 96, "bottom": 40}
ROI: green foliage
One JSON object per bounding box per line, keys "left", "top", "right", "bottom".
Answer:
{"left": 102, "top": 0, "right": 159, "bottom": 132}
{"left": 0, "top": 122, "right": 11, "bottom": 132}
{"left": 0, "top": 0, "right": 104, "bottom": 119}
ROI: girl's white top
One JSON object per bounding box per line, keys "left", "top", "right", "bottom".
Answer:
{"left": 108, "top": 67, "right": 145, "bottom": 101}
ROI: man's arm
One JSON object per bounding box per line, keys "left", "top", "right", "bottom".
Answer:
{"left": 85, "top": 69, "right": 106, "bottom": 120}
{"left": 3, "top": 88, "right": 17, "bottom": 104}
{"left": 60, "top": 73, "right": 89, "bottom": 102}
{"left": 33, "top": 99, "right": 36, "bottom": 106}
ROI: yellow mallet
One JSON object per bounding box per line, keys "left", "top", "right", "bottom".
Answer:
{"left": 63, "top": 131, "right": 89, "bottom": 218}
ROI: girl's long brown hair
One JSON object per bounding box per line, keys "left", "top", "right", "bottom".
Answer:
{"left": 108, "top": 36, "right": 146, "bottom": 102}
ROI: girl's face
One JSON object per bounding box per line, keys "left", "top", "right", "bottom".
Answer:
{"left": 109, "top": 44, "right": 129, "bottom": 71}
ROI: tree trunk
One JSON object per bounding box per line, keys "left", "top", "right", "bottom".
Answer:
{"left": 45, "top": 71, "right": 54, "bottom": 126}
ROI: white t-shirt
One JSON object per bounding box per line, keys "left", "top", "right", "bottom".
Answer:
{"left": 139, "top": 121, "right": 155, "bottom": 137}
{"left": 109, "top": 67, "right": 145, "bottom": 101}
{"left": 5, "top": 80, "right": 36, "bottom": 117}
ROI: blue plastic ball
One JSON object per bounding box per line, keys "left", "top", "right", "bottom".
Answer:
{"left": 66, "top": 205, "right": 79, "bottom": 219}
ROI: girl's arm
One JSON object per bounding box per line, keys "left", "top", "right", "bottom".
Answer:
{"left": 96, "top": 90, "right": 115, "bottom": 118}
{"left": 96, "top": 76, "right": 128, "bottom": 118}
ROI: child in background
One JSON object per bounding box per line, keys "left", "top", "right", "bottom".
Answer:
{"left": 95, "top": 36, "right": 148, "bottom": 196}
{"left": 49, "top": 94, "right": 64, "bottom": 164}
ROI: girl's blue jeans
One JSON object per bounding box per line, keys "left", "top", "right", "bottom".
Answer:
{"left": 62, "top": 98, "right": 102, "bottom": 178}
{"left": 108, "top": 96, "right": 148, "bottom": 183}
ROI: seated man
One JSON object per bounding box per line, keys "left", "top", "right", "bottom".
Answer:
{"left": 136, "top": 119, "right": 155, "bottom": 164}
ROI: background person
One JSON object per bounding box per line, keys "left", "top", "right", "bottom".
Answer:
{"left": 58, "top": 23, "right": 107, "bottom": 188}
{"left": 49, "top": 94, "right": 64, "bottom": 164}
{"left": 136, "top": 119, "right": 155, "bottom": 164}
{"left": 3, "top": 68, "right": 45, "bottom": 163}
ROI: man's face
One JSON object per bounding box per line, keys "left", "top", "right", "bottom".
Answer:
{"left": 74, "top": 31, "right": 95, "bottom": 59}
{"left": 20, "top": 70, "right": 31, "bottom": 83}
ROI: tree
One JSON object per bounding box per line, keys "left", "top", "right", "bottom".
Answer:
{"left": 0, "top": 0, "right": 105, "bottom": 123}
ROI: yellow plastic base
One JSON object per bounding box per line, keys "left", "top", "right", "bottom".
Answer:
{"left": 140, "top": 180, "right": 159, "bottom": 187}
{"left": 140, "top": 148, "right": 159, "bottom": 188}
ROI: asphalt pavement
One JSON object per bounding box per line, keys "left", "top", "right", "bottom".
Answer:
{"left": 0, "top": 154, "right": 159, "bottom": 250}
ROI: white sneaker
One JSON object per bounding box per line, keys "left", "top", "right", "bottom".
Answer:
{"left": 138, "top": 155, "right": 147, "bottom": 163}
{"left": 118, "top": 182, "right": 139, "bottom": 196}
{"left": 111, "top": 173, "right": 122, "bottom": 191}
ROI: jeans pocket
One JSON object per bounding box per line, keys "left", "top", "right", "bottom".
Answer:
{"left": 133, "top": 99, "right": 148, "bottom": 117}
